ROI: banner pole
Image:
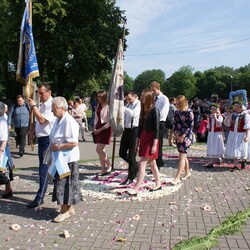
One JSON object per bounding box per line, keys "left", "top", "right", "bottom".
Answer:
{"left": 111, "top": 135, "right": 116, "bottom": 171}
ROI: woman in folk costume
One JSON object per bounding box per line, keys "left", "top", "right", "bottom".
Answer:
{"left": 224, "top": 101, "right": 250, "bottom": 172}
{"left": 206, "top": 103, "right": 225, "bottom": 168}
{"left": 0, "top": 102, "right": 14, "bottom": 198}
{"left": 49, "top": 97, "right": 81, "bottom": 223}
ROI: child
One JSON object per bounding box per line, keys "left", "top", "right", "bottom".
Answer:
{"left": 224, "top": 101, "right": 250, "bottom": 171}
{"left": 206, "top": 103, "right": 225, "bottom": 168}
{"left": 196, "top": 113, "right": 209, "bottom": 142}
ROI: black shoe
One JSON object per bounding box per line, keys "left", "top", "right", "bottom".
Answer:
{"left": 120, "top": 178, "right": 129, "bottom": 185}
{"left": 27, "top": 199, "right": 44, "bottom": 208}
{"left": 99, "top": 170, "right": 112, "bottom": 176}
{"left": 206, "top": 164, "right": 213, "bottom": 168}
{"left": 19, "top": 152, "right": 24, "bottom": 157}
{"left": 1, "top": 190, "right": 13, "bottom": 199}
{"left": 149, "top": 186, "right": 162, "bottom": 192}
{"left": 241, "top": 160, "right": 247, "bottom": 169}
{"left": 127, "top": 179, "right": 134, "bottom": 185}
{"left": 124, "top": 190, "right": 137, "bottom": 197}
{"left": 230, "top": 166, "right": 240, "bottom": 172}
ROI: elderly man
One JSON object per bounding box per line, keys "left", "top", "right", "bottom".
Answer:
{"left": 7, "top": 95, "right": 30, "bottom": 157}
{"left": 27, "top": 83, "right": 55, "bottom": 208}
{"left": 119, "top": 91, "right": 141, "bottom": 185}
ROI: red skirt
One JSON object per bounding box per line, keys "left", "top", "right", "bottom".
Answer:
{"left": 139, "top": 129, "right": 158, "bottom": 159}
{"left": 95, "top": 124, "right": 112, "bottom": 145}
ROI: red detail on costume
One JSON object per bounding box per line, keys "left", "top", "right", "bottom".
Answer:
{"left": 208, "top": 118, "right": 222, "bottom": 132}
{"left": 230, "top": 114, "right": 246, "bottom": 132}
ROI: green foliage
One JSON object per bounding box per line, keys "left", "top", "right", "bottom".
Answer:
{"left": 173, "top": 207, "right": 250, "bottom": 250}
{"left": 134, "top": 69, "right": 165, "bottom": 95}
{"left": 0, "top": 0, "right": 127, "bottom": 99}
{"left": 0, "top": 0, "right": 249, "bottom": 100}
{"left": 208, "top": 207, "right": 250, "bottom": 238}
{"left": 173, "top": 236, "right": 218, "bottom": 250}
{"left": 166, "top": 66, "right": 197, "bottom": 99}
{"left": 124, "top": 71, "right": 134, "bottom": 93}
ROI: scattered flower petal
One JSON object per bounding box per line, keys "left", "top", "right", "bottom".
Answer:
{"left": 133, "top": 214, "right": 140, "bottom": 220}
{"left": 10, "top": 224, "right": 21, "bottom": 231}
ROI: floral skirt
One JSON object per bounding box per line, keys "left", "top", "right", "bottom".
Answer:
{"left": 52, "top": 161, "right": 80, "bottom": 205}
{"left": 176, "top": 135, "right": 192, "bottom": 154}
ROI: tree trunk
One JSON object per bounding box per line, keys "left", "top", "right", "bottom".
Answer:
{"left": 57, "top": 68, "right": 65, "bottom": 96}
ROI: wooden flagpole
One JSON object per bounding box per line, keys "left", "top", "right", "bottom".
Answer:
{"left": 28, "top": 0, "right": 35, "bottom": 151}
{"left": 111, "top": 135, "right": 116, "bottom": 171}
{"left": 110, "top": 21, "right": 126, "bottom": 171}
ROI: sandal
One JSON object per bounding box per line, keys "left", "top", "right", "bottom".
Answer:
{"left": 53, "top": 211, "right": 71, "bottom": 223}
{"left": 68, "top": 207, "right": 75, "bottom": 215}
{"left": 125, "top": 190, "right": 137, "bottom": 197}
{"left": 56, "top": 207, "right": 75, "bottom": 215}
{"left": 181, "top": 173, "right": 192, "bottom": 180}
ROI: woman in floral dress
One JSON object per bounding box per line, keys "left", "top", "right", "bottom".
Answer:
{"left": 171, "top": 95, "right": 194, "bottom": 185}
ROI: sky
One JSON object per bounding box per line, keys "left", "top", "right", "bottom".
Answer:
{"left": 115, "top": 0, "right": 250, "bottom": 79}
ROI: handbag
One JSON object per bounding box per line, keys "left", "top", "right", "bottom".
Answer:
{"left": 43, "top": 145, "right": 52, "bottom": 165}
{"left": 91, "top": 132, "right": 96, "bottom": 144}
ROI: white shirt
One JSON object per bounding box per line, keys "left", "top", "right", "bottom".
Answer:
{"left": 154, "top": 92, "right": 169, "bottom": 121}
{"left": 0, "top": 116, "right": 8, "bottom": 141}
{"left": 51, "top": 112, "right": 80, "bottom": 163}
{"left": 124, "top": 99, "right": 141, "bottom": 128}
{"left": 35, "top": 97, "right": 55, "bottom": 138}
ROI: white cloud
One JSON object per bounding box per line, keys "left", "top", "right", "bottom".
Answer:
{"left": 116, "top": 0, "right": 250, "bottom": 78}
{"left": 117, "top": 0, "right": 172, "bottom": 39}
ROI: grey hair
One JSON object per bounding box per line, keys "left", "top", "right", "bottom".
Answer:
{"left": 0, "top": 102, "right": 5, "bottom": 116}
{"left": 52, "top": 97, "right": 68, "bottom": 110}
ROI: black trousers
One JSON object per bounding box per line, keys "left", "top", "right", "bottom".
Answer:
{"left": 15, "top": 127, "right": 29, "bottom": 154}
{"left": 119, "top": 128, "right": 139, "bottom": 180}
{"left": 156, "top": 121, "right": 166, "bottom": 169}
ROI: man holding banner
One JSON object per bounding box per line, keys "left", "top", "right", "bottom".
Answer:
{"left": 27, "top": 83, "right": 54, "bottom": 208}
{"left": 16, "top": 1, "right": 55, "bottom": 208}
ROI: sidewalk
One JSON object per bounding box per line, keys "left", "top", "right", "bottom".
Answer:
{"left": 0, "top": 132, "right": 249, "bottom": 249}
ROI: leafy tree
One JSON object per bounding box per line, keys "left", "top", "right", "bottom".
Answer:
{"left": 0, "top": 0, "right": 127, "bottom": 99}
{"left": 134, "top": 69, "right": 165, "bottom": 95}
{"left": 238, "top": 71, "right": 250, "bottom": 95}
{"left": 166, "top": 66, "right": 197, "bottom": 99}
{"left": 123, "top": 71, "right": 134, "bottom": 93}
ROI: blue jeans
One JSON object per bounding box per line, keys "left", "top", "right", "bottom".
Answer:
{"left": 35, "top": 136, "right": 50, "bottom": 202}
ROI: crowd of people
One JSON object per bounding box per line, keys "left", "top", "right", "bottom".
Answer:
{"left": 0, "top": 81, "right": 249, "bottom": 223}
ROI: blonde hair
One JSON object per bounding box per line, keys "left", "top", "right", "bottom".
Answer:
{"left": 176, "top": 95, "right": 188, "bottom": 111}
{"left": 97, "top": 90, "right": 107, "bottom": 103}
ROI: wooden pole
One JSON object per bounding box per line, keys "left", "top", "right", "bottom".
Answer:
{"left": 111, "top": 135, "right": 116, "bottom": 170}
{"left": 29, "top": 0, "right": 32, "bottom": 23}
{"left": 28, "top": 0, "right": 35, "bottom": 151}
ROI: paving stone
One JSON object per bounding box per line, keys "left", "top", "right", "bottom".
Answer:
{"left": 0, "top": 135, "right": 249, "bottom": 250}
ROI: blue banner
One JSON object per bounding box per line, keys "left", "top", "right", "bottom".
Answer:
{"left": 16, "top": 0, "right": 39, "bottom": 84}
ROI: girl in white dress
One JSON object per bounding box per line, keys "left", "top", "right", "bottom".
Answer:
{"left": 224, "top": 101, "right": 250, "bottom": 171}
{"left": 206, "top": 104, "right": 225, "bottom": 168}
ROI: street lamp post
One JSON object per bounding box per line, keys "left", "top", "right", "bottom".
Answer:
{"left": 230, "top": 75, "right": 233, "bottom": 92}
